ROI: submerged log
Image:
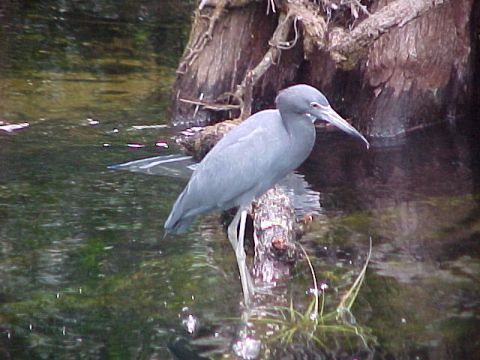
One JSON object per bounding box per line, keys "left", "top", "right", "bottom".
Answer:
{"left": 252, "top": 186, "right": 297, "bottom": 283}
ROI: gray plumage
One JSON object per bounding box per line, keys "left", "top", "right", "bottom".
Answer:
{"left": 164, "top": 84, "right": 368, "bottom": 233}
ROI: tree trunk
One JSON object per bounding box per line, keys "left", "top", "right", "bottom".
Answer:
{"left": 170, "top": 1, "right": 303, "bottom": 127}
{"left": 169, "top": 0, "right": 476, "bottom": 138}
{"left": 306, "top": 0, "right": 474, "bottom": 137}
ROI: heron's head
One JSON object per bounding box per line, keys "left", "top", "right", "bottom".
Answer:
{"left": 276, "top": 84, "right": 369, "bottom": 149}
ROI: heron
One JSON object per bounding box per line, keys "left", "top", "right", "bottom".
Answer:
{"left": 164, "top": 84, "right": 369, "bottom": 305}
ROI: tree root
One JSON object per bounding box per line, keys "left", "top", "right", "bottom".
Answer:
{"left": 232, "top": 11, "right": 294, "bottom": 118}
{"left": 288, "top": 0, "right": 447, "bottom": 69}
{"left": 178, "top": 7, "right": 295, "bottom": 119}
{"left": 177, "top": 0, "right": 228, "bottom": 74}
{"left": 180, "top": 0, "right": 447, "bottom": 109}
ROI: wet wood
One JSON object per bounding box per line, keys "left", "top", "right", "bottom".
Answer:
{"left": 175, "top": 118, "right": 241, "bottom": 160}
{"left": 252, "top": 186, "right": 297, "bottom": 282}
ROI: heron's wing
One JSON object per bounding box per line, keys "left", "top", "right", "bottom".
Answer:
{"left": 180, "top": 110, "right": 288, "bottom": 214}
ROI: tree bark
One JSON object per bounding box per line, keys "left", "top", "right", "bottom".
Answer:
{"left": 169, "top": 0, "right": 476, "bottom": 138}
{"left": 169, "top": 0, "right": 477, "bottom": 276}
{"left": 170, "top": 0, "right": 303, "bottom": 128}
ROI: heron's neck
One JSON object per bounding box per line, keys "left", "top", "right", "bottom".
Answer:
{"left": 281, "top": 111, "right": 314, "bottom": 134}
{"left": 280, "top": 111, "right": 316, "bottom": 159}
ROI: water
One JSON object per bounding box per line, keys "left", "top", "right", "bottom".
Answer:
{"left": 1, "top": 2, "right": 479, "bottom": 359}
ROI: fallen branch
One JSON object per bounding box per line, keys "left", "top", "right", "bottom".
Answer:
{"left": 176, "top": 118, "right": 241, "bottom": 160}
{"left": 253, "top": 185, "right": 297, "bottom": 283}
{"left": 179, "top": 97, "right": 241, "bottom": 112}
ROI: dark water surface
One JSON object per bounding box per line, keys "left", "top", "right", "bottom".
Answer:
{"left": 1, "top": 2, "right": 479, "bottom": 359}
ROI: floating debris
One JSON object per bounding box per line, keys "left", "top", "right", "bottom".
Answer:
{"left": 129, "top": 124, "right": 168, "bottom": 130}
{"left": 155, "top": 141, "right": 169, "bottom": 148}
{"left": 127, "top": 143, "right": 145, "bottom": 148}
{"left": 180, "top": 126, "right": 203, "bottom": 137}
{"left": 0, "top": 121, "right": 30, "bottom": 133}
{"left": 86, "top": 117, "right": 99, "bottom": 125}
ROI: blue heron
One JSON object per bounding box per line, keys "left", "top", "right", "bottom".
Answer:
{"left": 165, "top": 84, "right": 369, "bottom": 304}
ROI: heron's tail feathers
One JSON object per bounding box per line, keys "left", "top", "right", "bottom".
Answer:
{"left": 164, "top": 213, "right": 195, "bottom": 234}
{"left": 164, "top": 189, "right": 197, "bottom": 234}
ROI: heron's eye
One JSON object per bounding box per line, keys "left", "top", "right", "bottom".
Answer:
{"left": 310, "top": 102, "right": 321, "bottom": 108}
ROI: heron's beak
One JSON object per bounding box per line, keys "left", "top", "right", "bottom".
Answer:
{"left": 312, "top": 104, "right": 369, "bottom": 149}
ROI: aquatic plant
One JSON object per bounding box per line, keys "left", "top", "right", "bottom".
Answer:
{"left": 253, "top": 238, "right": 375, "bottom": 356}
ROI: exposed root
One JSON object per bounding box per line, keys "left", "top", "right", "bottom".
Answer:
{"left": 285, "top": 0, "right": 328, "bottom": 59}
{"left": 233, "top": 11, "right": 294, "bottom": 118}
{"left": 326, "top": 0, "right": 446, "bottom": 69}
{"left": 177, "top": 1, "right": 227, "bottom": 74}
{"left": 177, "top": 0, "right": 446, "bottom": 122}
{"left": 274, "top": 15, "right": 300, "bottom": 50}
{"left": 178, "top": 8, "right": 295, "bottom": 119}
{"left": 179, "top": 97, "right": 241, "bottom": 112}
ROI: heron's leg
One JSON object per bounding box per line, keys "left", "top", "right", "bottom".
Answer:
{"left": 227, "top": 210, "right": 241, "bottom": 248}
{"left": 227, "top": 208, "right": 254, "bottom": 306}
{"left": 237, "top": 209, "right": 255, "bottom": 297}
